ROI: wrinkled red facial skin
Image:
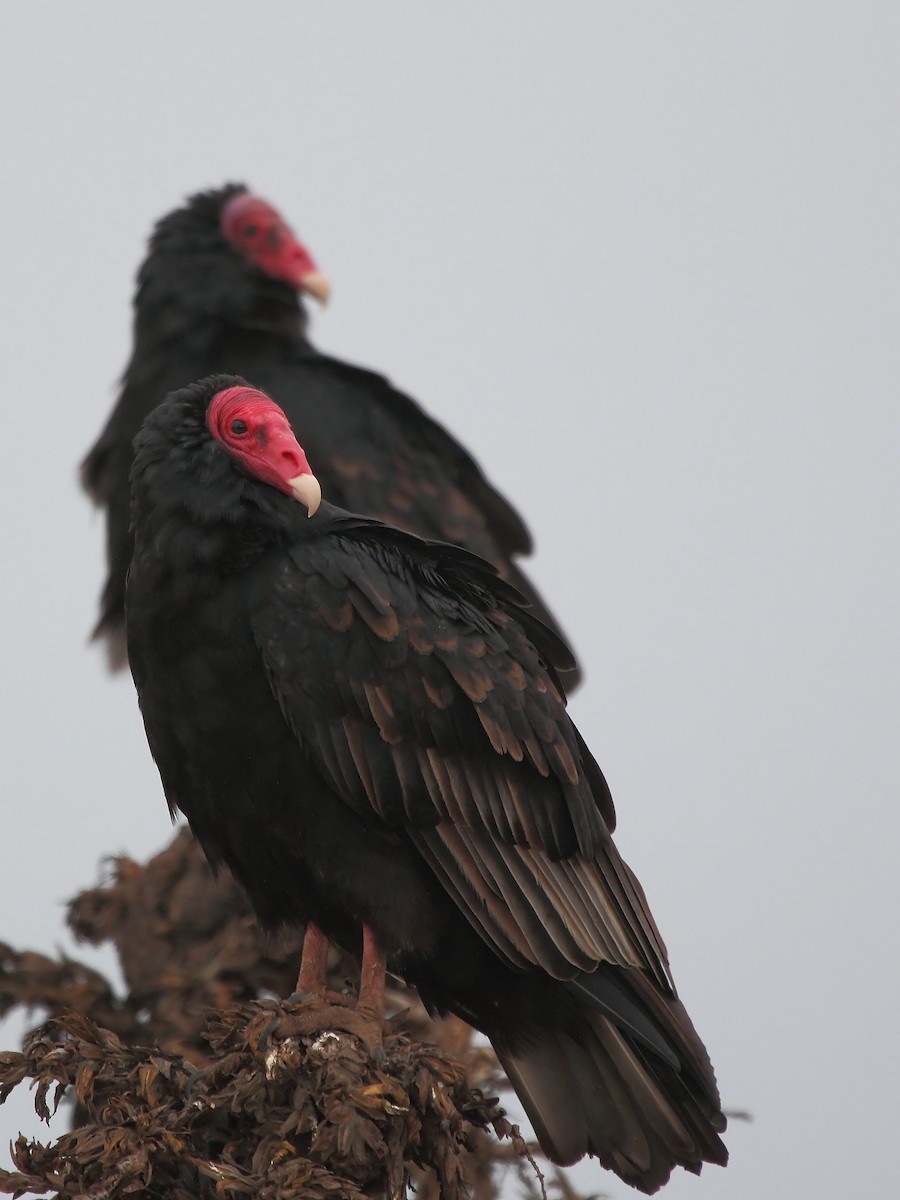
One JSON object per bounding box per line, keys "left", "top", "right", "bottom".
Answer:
{"left": 220, "top": 193, "right": 320, "bottom": 290}
{"left": 207, "top": 387, "right": 314, "bottom": 495}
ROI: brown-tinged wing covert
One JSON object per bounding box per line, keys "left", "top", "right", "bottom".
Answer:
{"left": 250, "top": 524, "right": 671, "bottom": 990}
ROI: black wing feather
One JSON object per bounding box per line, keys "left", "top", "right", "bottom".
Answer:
{"left": 305, "top": 353, "right": 534, "bottom": 555}
{"left": 251, "top": 525, "right": 668, "bottom": 989}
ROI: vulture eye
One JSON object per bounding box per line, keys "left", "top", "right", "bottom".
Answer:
{"left": 230, "top": 419, "right": 248, "bottom": 435}
{"left": 243, "top": 224, "right": 259, "bottom": 237}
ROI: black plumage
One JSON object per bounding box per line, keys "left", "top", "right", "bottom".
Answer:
{"left": 126, "top": 375, "right": 727, "bottom": 1194}
{"left": 83, "top": 183, "right": 578, "bottom": 684}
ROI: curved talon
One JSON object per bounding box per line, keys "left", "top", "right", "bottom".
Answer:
{"left": 285, "top": 1001, "right": 386, "bottom": 1051}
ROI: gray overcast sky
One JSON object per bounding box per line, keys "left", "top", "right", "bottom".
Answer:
{"left": 1, "top": 4, "right": 898, "bottom": 1197}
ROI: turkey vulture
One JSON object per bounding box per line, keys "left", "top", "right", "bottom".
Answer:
{"left": 83, "top": 183, "right": 579, "bottom": 686}
{"left": 126, "top": 375, "right": 727, "bottom": 1194}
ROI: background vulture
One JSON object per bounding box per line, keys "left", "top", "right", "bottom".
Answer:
{"left": 82, "top": 183, "right": 579, "bottom": 686}
{"left": 126, "top": 375, "right": 727, "bottom": 1195}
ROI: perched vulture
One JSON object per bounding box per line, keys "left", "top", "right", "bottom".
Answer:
{"left": 126, "top": 375, "right": 727, "bottom": 1194}
{"left": 83, "top": 183, "right": 579, "bottom": 685}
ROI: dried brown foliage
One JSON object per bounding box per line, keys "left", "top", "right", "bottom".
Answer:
{"left": 0, "top": 997, "right": 523, "bottom": 1199}
{"left": 0, "top": 831, "right": 599, "bottom": 1198}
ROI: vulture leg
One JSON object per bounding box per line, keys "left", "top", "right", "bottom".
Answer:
{"left": 357, "top": 923, "right": 387, "bottom": 1017}
{"left": 288, "top": 921, "right": 385, "bottom": 1053}
{"left": 295, "top": 920, "right": 330, "bottom": 997}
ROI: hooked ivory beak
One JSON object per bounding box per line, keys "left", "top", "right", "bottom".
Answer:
{"left": 289, "top": 472, "right": 322, "bottom": 517}
{"left": 300, "top": 271, "right": 331, "bottom": 305}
